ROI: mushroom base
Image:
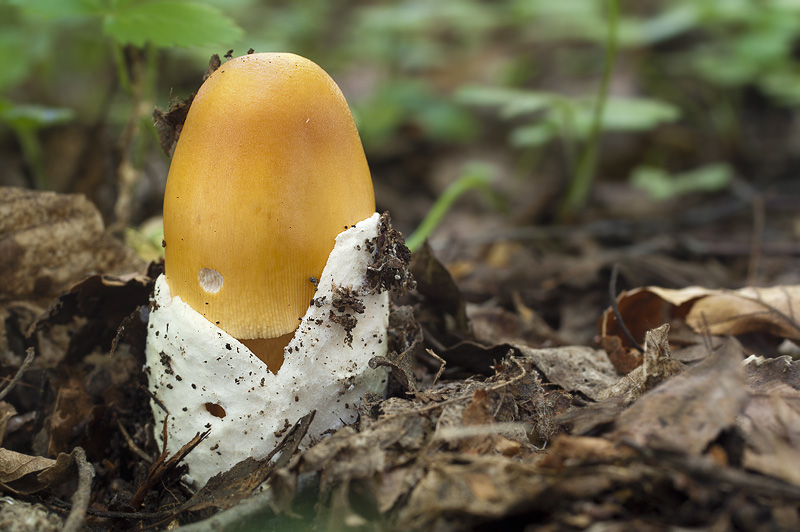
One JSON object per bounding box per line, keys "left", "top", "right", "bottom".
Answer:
{"left": 145, "top": 213, "right": 390, "bottom": 486}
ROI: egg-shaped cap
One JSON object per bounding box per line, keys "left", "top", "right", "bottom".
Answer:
{"left": 163, "top": 52, "right": 375, "bottom": 340}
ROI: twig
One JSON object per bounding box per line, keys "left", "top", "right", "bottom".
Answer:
{"left": 0, "top": 347, "right": 35, "bottom": 402}
{"left": 130, "top": 429, "right": 210, "bottom": 508}
{"left": 117, "top": 418, "right": 153, "bottom": 464}
{"left": 425, "top": 349, "right": 446, "bottom": 387}
{"left": 49, "top": 497, "right": 172, "bottom": 520}
{"left": 393, "top": 355, "right": 527, "bottom": 417}
{"left": 609, "top": 264, "right": 644, "bottom": 353}
{"left": 62, "top": 447, "right": 94, "bottom": 532}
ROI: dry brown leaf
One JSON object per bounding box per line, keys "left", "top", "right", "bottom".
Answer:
{"left": 741, "top": 389, "right": 800, "bottom": 486}
{"left": 601, "top": 286, "right": 800, "bottom": 353}
{"left": 683, "top": 286, "right": 800, "bottom": 340}
{"left": 0, "top": 448, "right": 77, "bottom": 495}
{"left": 610, "top": 336, "right": 746, "bottom": 454}
{"left": 47, "top": 376, "right": 94, "bottom": 456}
{"left": 599, "top": 324, "right": 684, "bottom": 403}
{"left": 0, "top": 187, "right": 144, "bottom": 299}
{"left": 516, "top": 345, "right": 620, "bottom": 400}
{"left": 180, "top": 412, "right": 314, "bottom": 516}
{"left": 739, "top": 356, "right": 800, "bottom": 486}
{"left": 399, "top": 454, "right": 547, "bottom": 530}
{"left": 538, "top": 435, "right": 635, "bottom": 470}
{"left": 0, "top": 402, "right": 17, "bottom": 447}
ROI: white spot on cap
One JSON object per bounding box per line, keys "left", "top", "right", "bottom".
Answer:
{"left": 199, "top": 268, "right": 223, "bottom": 293}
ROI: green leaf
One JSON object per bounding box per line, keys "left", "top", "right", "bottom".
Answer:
{"left": 634, "top": 4, "right": 699, "bottom": 45}
{"left": 592, "top": 97, "right": 680, "bottom": 132}
{"left": 630, "top": 163, "right": 733, "bottom": 201}
{"left": 103, "top": 0, "right": 243, "bottom": 47}
{"left": 558, "top": 97, "right": 680, "bottom": 137}
{"left": 510, "top": 122, "right": 557, "bottom": 147}
{"left": 9, "top": 0, "right": 104, "bottom": 18}
{"left": 0, "top": 31, "right": 32, "bottom": 91}
{"left": 456, "top": 86, "right": 556, "bottom": 118}
{"left": 0, "top": 104, "right": 74, "bottom": 131}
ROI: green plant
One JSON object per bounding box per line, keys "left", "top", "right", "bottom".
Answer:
{"left": 405, "top": 162, "right": 505, "bottom": 252}
{"left": 354, "top": 80, "right": 478, "bottom": 152}
{"left": 458, "top": 0, "right": 681, "bottom": 219}
{"left": 0, "top": 102, "right": 74, "bottom": 189}
{"left": 651, "top": 0, "right": 800, "bottom": 105}
{"left": 630, "top": 163, "right": 733, "bottom": 202}
{"left": 1, "top": 0, "right": 242, "bottom": 222}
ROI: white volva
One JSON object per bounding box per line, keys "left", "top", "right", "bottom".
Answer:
{"left": 145, "top": 213, "right": 389, "bottom": 486}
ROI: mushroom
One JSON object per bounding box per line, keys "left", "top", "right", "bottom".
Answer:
{"left": 145, "top": 53, "right": 410, "bottom": 486}
{"left": 162, "top": 52, "right": 375, "bottom": 372}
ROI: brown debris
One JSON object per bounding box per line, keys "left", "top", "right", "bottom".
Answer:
{"left": 0, "top": 187, "right": 144, "bottom": 300}
{"left": 366, "top": 212, "right": 415, "bottom": 294}
{"left": 600, "top": 285, "right": 800, "bottom": 360}
{"left": 610, "top": 335, "right": 746, "bottom": 454}
{"left": 0, "top": 446, "right": 83, "bottom": 495}
{"left": 411, "top": 241, "right": 469, "bottom": 334}
{"left": 153, "top": 95, "right": 194, "bottom": 157}
{"left": 599, "top": 323, "right": 684, "bottom": 402}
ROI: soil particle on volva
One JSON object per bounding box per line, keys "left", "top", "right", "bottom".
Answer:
{"left": 366, "top": 212, "right": 415, "bottom": 294}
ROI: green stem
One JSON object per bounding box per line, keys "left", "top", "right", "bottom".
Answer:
{"left": 559, "top": 0, "right": 620, "bottom": 220}
{"left": 406, "top": 164, "right": 500, "bottom": 252}
{"left": 14, "top": 126, "right": 48, "bottom": 189}
{"left": 552, "top": 97, "right": 577, "bottom": 175}
{"left": 112, "top": 40, "right": 133, "bottom": 95}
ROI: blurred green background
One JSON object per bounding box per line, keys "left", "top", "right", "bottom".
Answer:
{"left": 1, "top": 0, "right": 799, "bottom": 253}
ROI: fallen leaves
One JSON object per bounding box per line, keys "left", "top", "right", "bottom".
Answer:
{"left": 0, "top": 187, "right": 144, "bottom": 300}
{"left": 250, "top": 283, "right": 800, "bottom": 532}
{"left": 5, "top": 187, "right": 800, "bottom": 531}
{"left": 601, "top": 283, "right": 800, "bottom": 370}
{"left": 610, "top": 335, "right": 745, "bottom": 454}
{"left": 0, "top": 447, "right": 79, "bottom": 495}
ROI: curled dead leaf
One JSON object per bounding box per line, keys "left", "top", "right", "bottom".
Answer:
{"left": 610, "top": 336, "right": 746, "bottom": 455}
{"left": 601, "top": 285, "right": 800, "bottom": 353}
{"left": 0, "top": 448, "right": 79, "bottom": 495}
{"left": 0, "top": 187, "right": 144, "bottom": 299}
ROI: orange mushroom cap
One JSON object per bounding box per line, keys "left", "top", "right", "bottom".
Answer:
{"left": 163, "top": 52, "right": 375, "bottom": 368}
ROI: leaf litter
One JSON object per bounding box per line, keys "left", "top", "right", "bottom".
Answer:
{"left": 2, "top": 188, "right": 800, "bottom": 530}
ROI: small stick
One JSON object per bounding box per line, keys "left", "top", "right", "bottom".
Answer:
{"left": 609, "top": 264, "right": 644, "bottom": 354}
{"left": 426, "top": 349, "right": 446, "bottom": 387}
{"left": 0, "top": 347, "right": 35, "bottom": 402}
{"left": 62, "top": 447, "right": 94, "bottom": 532}
{"left": 117, "top": 418, "right": 153, "bottom": 464}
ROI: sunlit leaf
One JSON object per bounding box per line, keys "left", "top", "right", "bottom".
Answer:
{"left": 510, "top": 122, "right": 557, "bottom": 147}
{"left": 0, "top": 104, "right": 74, "bottom": 130}
{"left": 103, "top": 0, "right": 243, "bottom": 47}
{"left": 457, "top": 86, "right": 555, "bottom": 118}
{"left": 9, "top": 0, "right": 104, "bottom": 18}
{"left": 630, "top": 163, "right": 732, "bottom": 201}
{"left": 589, "top": 97, "right": 680, "bottom": 132}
